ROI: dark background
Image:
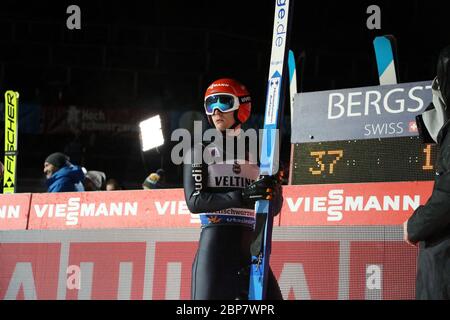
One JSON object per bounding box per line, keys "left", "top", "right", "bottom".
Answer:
{"left": 0, "top": 0, "right": 449, "bottom": 191}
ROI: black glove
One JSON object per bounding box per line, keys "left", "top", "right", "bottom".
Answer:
{"left": 242, "top": 175, "right": 279, "bottom": 205}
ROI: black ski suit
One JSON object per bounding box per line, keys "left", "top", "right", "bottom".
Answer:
{"left": 183, "top": 134, "right": 283, "bottom": 300}
{"left": 408, "top": 120, "right": 450, "bottom": 299}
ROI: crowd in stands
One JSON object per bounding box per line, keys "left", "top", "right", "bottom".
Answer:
{"left": 1, "top": 151, "right": 285, "bottom": 194}
{"left": 36, "top": 151, "right": 168, "bottom": 193}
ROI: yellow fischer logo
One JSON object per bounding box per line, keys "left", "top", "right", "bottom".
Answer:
{"left": 3, "top": 91, "right": 19, "bottom": 194}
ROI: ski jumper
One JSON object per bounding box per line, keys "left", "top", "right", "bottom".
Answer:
{"left": 184, "top": 134, "right": 282, "bottom": 300}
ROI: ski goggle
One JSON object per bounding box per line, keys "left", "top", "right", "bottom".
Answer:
{"left": 204, "top": 93, "right": 251, "bottom": 115}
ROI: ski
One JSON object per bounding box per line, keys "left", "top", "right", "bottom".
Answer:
{"left": 288, "top": 50, "right": 298, "bottom": 131}
{"left": 3, "top": 90, "right": 19, "bottom": 194}
{"left": 373, "top": 35, "right": 399, "bottom": 85}
{"left": 249, "top": 0, "right": 293, "bottom": 300}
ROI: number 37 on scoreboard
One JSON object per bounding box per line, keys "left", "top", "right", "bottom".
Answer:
{"left": 294, "top": 137, "right": 438, "bottom": 184}
{"left": 309, "top": 145, "right": 434, "bottom": 175}
{"left": 309, "top": 150, "right": 344, "bottom": 175}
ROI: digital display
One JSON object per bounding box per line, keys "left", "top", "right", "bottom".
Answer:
{"left": 291, "top": 136, "right": 439, "bottom": 184}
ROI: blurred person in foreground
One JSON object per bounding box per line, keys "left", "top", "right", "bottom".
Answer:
{"left": 43, "top": 152, "right": 85, "bottom": 193}
{"left": 404, "top": 45, "right": 450, "bottom": 300}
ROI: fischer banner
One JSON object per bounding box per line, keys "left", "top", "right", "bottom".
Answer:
{"left": 3, "top": 91, "right": 19, "bottom": 194}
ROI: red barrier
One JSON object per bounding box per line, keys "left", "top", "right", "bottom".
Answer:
{"left": 27, "top": 189, "right": 199, "bottom": 229}
{"left": 0, "top": 194, "right": 31, "bottom": 230}
{"left": 0, "top": 233, "right": 417, "bottom": 300}
{"left": 0, "top": 182, "right": 434, "bottom": 230}
{"left": 0, "top": 183, "right": 427, "bottom": 299}
{"left": 0, "top": 243, "right": 61, "bottom": 299}
{"left": 281, "top": 181, "right": 434, "bottom": 225}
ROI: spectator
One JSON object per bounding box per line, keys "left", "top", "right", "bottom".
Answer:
{"left": 83, "top": 170, "right": 106, "bottom": 191}
{"left": 106, "top": 178, "right": 122, "bottom": 191}
{"left": 142, "top": 168, "right": 167, "bottom": 189}
{"left": 404, "top": 45, "right": 450, "bottom": 299}
{"left": 44, "top": 152, "right": 85, "bottom": 192}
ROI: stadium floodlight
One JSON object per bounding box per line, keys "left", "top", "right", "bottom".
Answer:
{"left": 139, "top": 115, "right": 164, "bottom": 152}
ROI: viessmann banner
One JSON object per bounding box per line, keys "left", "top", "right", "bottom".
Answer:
{"left": 281, "top": 181, "right": 433, "bottom": 225}
{"left": 0, "top": 194, "right": 31, "bottom": 230}
{"left": 0, "top": 183, "right": 433, "bottom": 229}
{"left": 27, "top": 189, "right": 200, "bottom": 229}
{"left": 291, "top": 80, "right": 433, "bottom": 143}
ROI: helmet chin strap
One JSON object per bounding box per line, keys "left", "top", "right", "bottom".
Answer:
{"left": 228, "top": 110, "right": 242, "bottom": 130}
{"left": 217, "top": 120, "right": 241, "bottom": 137}
{"left": 229, "top": 121, "right": 240, "bottom": 130}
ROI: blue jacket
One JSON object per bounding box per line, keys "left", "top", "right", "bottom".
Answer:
{"left": 46, "top": 164, "right": 85, "bottom": 193}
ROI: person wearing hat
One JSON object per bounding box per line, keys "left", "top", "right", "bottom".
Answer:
{"left": 83, "top": 170, "right": 106, "bottom": 191}
{"left": 142, "top": 168, "right": 167, "bottom": 189}
{"left": 106, "top": 178, "right": 123, "bottom": 191}
{"left": 43, "top": 152, "right": 85, "bottom": 192}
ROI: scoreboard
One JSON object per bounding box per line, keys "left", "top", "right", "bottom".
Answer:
{"left": 291, "top": 137, "right": 438, "bottom": 184}
{"left": 290, "top": 80, "right": 435, "bottom": 185}
{"left": 285, "top": 80, "right": 434, "bottom": 299}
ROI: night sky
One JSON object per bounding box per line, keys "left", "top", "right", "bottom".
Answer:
{"left": 1, "top": 0, "right": 449, "bottom": 189}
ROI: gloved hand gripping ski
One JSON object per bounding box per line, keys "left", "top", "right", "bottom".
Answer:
{"left": 241, "top": 174, "right": 283, "bottom": 206}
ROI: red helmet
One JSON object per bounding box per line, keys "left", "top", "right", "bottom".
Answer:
{"left": 204, "top": 78, "right": 251, "bottom": 125}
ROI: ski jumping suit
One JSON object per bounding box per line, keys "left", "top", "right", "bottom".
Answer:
{"left": 184, "top": 133, "right": 283, "bottom": 300}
